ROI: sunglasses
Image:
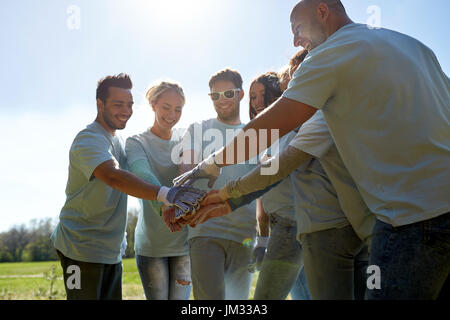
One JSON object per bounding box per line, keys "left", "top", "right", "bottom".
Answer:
{"left": 208, "top": 89, "right": 241, "bottom": 101}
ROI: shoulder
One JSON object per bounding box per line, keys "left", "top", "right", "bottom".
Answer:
{"left": 71, "top": 125, "right": 109, "bottom": 152}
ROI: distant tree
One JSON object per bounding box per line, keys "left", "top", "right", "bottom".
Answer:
{"left": 0, "top": 217, "right": 58, "bottom": 262}
{"left": 0, "top": 224, "right": 32, "bottom": 262}
{"left": 0, "top": 243, "right": 14, "bottom": 262}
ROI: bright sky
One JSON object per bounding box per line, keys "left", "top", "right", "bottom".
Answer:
{"left": 0, "top": 0, "right": 449, "bottom": 232}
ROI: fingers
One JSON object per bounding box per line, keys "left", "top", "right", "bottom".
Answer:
{"left": 162, "top": 207, "right": 182, "bottom": 232}
{"left": 172, "top": 170, "right": 192, "bottom": 187}
{"left": 189, "top": 202, "right": 231, "bottom": 227}
{"left": 201, "top": 190, "right": 223, "bottom": 206}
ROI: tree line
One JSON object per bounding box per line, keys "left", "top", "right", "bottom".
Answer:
{"left": 0, "top": 209, "right": 138, "bottom": 263}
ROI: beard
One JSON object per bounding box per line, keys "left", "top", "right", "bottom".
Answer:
{"left": 215, "top": 104, "right": 240, "bottom": 123}
{"left": 309, "top": 18, "right": 328, "bottom": 50}
{"left": 102, "top": 111, "right": 126, "bottom": 131}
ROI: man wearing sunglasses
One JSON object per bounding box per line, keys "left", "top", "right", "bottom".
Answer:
{"left": 177, "top": 68, "right": 258, "bottom": 300}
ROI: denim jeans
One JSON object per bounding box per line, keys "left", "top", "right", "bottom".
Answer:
{"left": 253, "top": 213, "right": 310, "bottom": 300}
{"left": 189, "top": 237, "right": 254, "bottom": 300}
{"left": 300, "top": 225, "right": 366, "bottom": 300}
{"left": 136, "top": 255, "right": 191, "bottom": 300}
{"left": 367, "top": 213, "right": 450, "bottom": 300}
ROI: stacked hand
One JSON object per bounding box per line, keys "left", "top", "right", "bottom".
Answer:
{"left": 157, "top": 185, "right": 206, "bottom": 222}
{"left": 172, "top": 153, "right": 221, "bottom": 188}
{"left": 162, "top": 189, "right": 232, "bottom": 232}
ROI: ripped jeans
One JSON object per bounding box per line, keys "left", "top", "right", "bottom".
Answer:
{"left": 136, "top": 255, "right": 191, "bottom": 300}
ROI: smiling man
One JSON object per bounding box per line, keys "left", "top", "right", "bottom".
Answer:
{"left": 177, "top": 69, "right": 258, "bottom": 300}
{"left": 174, "top": 0, "right": 450, "bottom": 299}
{"left": 51, "top": 73, "right": 205, "bottom": 299}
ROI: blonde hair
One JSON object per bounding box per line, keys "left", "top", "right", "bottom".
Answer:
{"left": 145, "top": 81, "right": 185, "bottom": 106}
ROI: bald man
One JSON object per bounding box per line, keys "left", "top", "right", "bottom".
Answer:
{"left": 174, "top": 0, "right": 450, "bottom": 300}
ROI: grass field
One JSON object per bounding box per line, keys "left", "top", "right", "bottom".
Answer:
{"left": 0, "top": 258, "right": 260, "bottom": 300}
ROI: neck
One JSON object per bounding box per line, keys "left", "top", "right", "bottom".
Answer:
{"left": 95, "top": 117, "right": 115, "bottom": 136}
{"left": 151, "top": 124, "right": 172, "bottom": 140}
{"left": 217, "top": 116, "right": 241, "bottom": 126}
{"left": 328, "top": 15, "right": 353, "bottom": 37}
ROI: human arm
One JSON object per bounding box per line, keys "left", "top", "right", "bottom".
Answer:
{"left": 248, "top": 199, "right": 270, "bottom": 273}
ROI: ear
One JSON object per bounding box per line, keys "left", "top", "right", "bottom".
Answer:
{"left": 316, "top": 3, "right": 330, "bottom": 22}
{"left": 239, "top": 89, "right": 245, "bottom": 101}
{"left": 96, "top": 99, "right": 104, "bottom": 113}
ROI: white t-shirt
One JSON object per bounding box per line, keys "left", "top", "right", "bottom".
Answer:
{"left": 283, "top": 23, "right": 450, "bottom": 227}
{"left": 290, "top": 111, "right": 375, "bottom": 244}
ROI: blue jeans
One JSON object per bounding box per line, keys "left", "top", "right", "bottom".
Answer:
{"left": 367, "top": 213, "right": 450, "bottom": 300}
{"left": 300, "top": 225, "right": 366, "bottom": 300}
{"left": 136, "top": 255, "right": 191, "bottom": 300}
{"left": 253, "top": 213, "right": 310, "bottom": 300}
{"left": 290, "top": 266, "right": 311, "bottom": 300}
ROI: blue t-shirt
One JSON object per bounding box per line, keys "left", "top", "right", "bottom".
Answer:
{"left": 51, "top": 121, "right": 128, "bottom": 264}
{"left": 125, "top": 128, "right": 189, "bottom": 257}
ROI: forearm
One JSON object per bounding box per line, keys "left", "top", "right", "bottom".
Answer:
{"left": 227, "top": 180, "right": 282, "bottom": 211}
{"left": 103, "top": 167, "right": 160, "bottom": 200}
{"left": 214, "top": 97, "right": 317, "bottom": 166}
{"left": 224, "top": 146, "right": 313, "bottom": 198}
{"left": 256, "top": 198, "right": 270, "bottom": 237}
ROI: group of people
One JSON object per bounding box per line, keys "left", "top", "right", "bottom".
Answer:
{"left": 51, "top": 0, "right": 449, "bottom": 300}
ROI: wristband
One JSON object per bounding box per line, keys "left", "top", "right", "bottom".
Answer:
{"left": 255, "top": 236, "right": 269, "bottom": 248}
{"left": 156, "top": 186, "right": 170, "bottom": 205}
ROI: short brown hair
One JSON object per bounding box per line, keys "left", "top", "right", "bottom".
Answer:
{"left": 96, "top": 73, "right": 132, "bottom": 103}
{"left": 208, "top": 68, "right": 243, "bottom": 90}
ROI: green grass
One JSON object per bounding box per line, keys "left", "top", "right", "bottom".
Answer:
{"left": 0, "top": 259, "right": 260, "bottom": 300}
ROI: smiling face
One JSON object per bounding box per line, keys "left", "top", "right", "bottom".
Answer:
{"left": 291, "top": 2, "right": 328, "bottom": 51}
{"left": 210, "top": 80, "right": 243, "bottom": 123}
{"left": 249, "top": 82, "right": 266, "bottom": 116}
{"left": 97, "top": 87, "right": 134, "bottom": 133}
{"left": 152, "top": 89, "right": 184, "bottom": 131}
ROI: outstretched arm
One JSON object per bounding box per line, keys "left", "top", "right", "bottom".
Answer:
{"left": 173, "top": 98, "right": 316, "bottom": 187}
{"left": 215, "top": 97, "right": 316, "bottom": 166}
{"left": 181, "top": 146, "right": 313, "bottom": 228}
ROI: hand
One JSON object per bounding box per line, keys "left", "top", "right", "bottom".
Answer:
{"left": 172, "top": 153, "right": 221, "bottom": 188}
{"left": 157, "top": 185, "right": 206, "bottom": 219}
{"left": 248, "top": 236, "right": 269, "bottom": 273}
{"left": 202, "top": 189, "right": 230, "bottom": 205}
{"left": 162, "top": 207, "right": 183, "bottom": 232}
{"left": 161, "top": 206, "right": 194, "bottom": 232}
{"left": 187, "top": 196, "right": 232, "bottom": 227}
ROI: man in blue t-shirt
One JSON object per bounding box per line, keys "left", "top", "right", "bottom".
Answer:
{"left": 51, "top": 74, "right": 205, "bottom": 299}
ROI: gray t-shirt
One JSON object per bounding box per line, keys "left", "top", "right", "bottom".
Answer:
{"left": 289, "top": 157, "right": 349, "bottom": 236}
{"left": 180, "top": 118, "right": 257, "bottom": 244}
{"left": 51, "top": 121, "right": 128, "bottom": 264}
{"left": 125, "top": 129, "right": 189, "bottom": 257}
{"left": 290, "top": 111, "right": 375, "bottom": 244}
{"left": 284, "top": 23, "right": 450, "bottom": 226}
